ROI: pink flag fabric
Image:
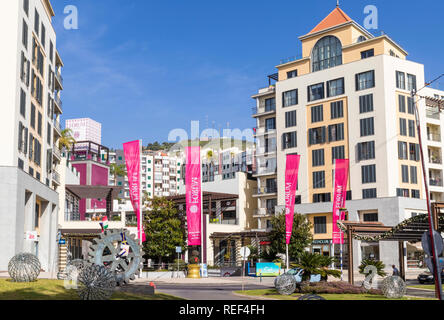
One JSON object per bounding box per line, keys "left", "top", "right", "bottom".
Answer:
{"left": 332, "top": 159, "right": 349, "bottom": 244}
{"left": 285, "top": 154, "right": 301, "bottom": 245}
{"left": 123, "top": 140, "right": 146, "bottom": 242}
{"left": 185, "top": 146, "right": 202, "bottom": 246}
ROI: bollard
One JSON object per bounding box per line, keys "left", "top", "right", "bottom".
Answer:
{"left": 260, "top": 273, "right": 262, "bottom": 283}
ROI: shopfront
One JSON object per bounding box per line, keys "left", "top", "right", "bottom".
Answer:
{"left": 311, "top": 239, "right": 332, "bottom": 257}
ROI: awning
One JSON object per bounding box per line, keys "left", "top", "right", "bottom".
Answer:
{"left": 66, "top": 185, "right": 122, "bottom": 199}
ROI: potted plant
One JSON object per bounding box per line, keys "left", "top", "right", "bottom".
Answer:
{"left": 187, "top": 250, "right": 201, "bottom": 278}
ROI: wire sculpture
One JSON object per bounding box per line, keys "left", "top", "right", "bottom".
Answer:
{"left": 275, "top": 274, "right": 297, "bottom": 295}
{"left": 65, "top": 259, "right": 91, "bottom": 281}
{"left": 298, "top": 294, "right": 326, "bottom": 300}
{"left": 382, "top": 276, "right": 406, "bottom": 298}
{"left": 77, "top": 264, "right": 116, "bottom": 300}
{"left": 8, "top": 253, "right": 41, "bottom": 282}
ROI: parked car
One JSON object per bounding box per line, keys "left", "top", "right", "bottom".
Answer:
{"left": 417, "top": 271, "right": 444, "bottom": 284}
{"left": 274, "top": 268, "right": 321, "bottom": 286}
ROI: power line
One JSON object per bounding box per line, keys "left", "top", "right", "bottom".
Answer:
{"left": 416, "top": 73, "right": 444, "bottom": 94}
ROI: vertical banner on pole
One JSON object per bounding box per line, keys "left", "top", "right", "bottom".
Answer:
{"left": 285, "top": 154, "right": 301, "bottom": 245}
{"left": 332, "top": 159, "right": 349, "bottom": 244}
{"left": 185, "top": 146, "right": 202, "bottom": 246}
{"left": 123, "top": 140, "right": 146, "bottom": 242}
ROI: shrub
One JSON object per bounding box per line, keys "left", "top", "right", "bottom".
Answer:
{"left": 299, "top": 281, "right": 383, "bottom": 295}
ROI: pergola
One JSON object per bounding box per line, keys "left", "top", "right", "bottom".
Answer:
{"left": 339, "top": 202, "right": 444, "bottom": 285}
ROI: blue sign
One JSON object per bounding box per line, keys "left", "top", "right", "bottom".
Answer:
{"left": 200, "top": 263, "right": 208, "bottom": 278}
{"left": 59, "top": 238, "right": 66, "bottom": 245}
{"left": 176, "top": 246, "right": 182, "bottom": 253}
{"left": 256, "top": 263, "right": 281, "bottom": 277}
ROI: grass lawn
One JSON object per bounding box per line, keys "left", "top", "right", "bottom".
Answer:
{"left": 408, "top": 284, "right": 436, "bottom": 290}
{"left": 0, "top": 279, "right": 182, "bottom": 300}
{"left": 234, "top": 289, "right": 432, "bottom": 301}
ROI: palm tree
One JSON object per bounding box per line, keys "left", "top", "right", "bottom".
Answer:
{"left": 291, "top": 252, "right": 341, "bottom": 286}
{"left": 58, "top": 128, "right": 76, "bottom": 152}
{"left": 110, "top": 163, "right": 126, "bottom": 186}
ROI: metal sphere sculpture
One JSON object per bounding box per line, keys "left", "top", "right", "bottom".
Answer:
{"left": 275, "top": 274, "right": 297, "bottom": 295}
{"left": 77, "top": 264, "right": 116, "bottom": 300}
{"left": 65, "top": 259, "right": 90, "bottom": 281}
{"left": 8, "top": 253, "right": 41, "bottom": 282}
{"left": 381, "top": 276, "right": 406, "bottom": 299}
{"left": 298, "top": 294, "right": 326, "bottom": 300}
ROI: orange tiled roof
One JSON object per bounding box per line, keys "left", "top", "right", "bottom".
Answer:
{"left": 308, "top": 7, "right": 352, "bottom": 35}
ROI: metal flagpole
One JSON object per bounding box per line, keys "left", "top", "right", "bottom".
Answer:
{"left": 340, "top": 243, "right": 343, "bottom": 281}
{"left": 286, "top": 244, "right": 289, "bottom": 271}
{"left": 139, "top": 140, "right": 143, "bottom": 278}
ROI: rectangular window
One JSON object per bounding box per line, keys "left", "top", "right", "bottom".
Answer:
{"left": 47, "top": 123, "right": 51, "bottom": 145}
{"left": 330, "top": 101, "right": 343, "bottom": 119}
{"left": 360, "top": 117, "right": 374, "bottom": 136}
{"left": 396, "top": 71, "right": 406, "bottom": 90}
{"left": 327, "top": 78, "right": 345, "bottom": 97}
{"left": 332, "top": 146, "right": 345, "bottom": 164}
{"left": 357, "top": 141, "right": 375, "bottom": 161}
{"left": 407, "top": 74, "right": 417, "bottom": 92}
{"left": 362, "top": 188, "right": 377, "bottom": 199}
{"left": 356, "top": 70, "right": 375, "bottom": 91}
{"left": 398, "top": 95, "right": 406, "bottom": 113}
{"left": 396, "top": 188, "right": 409, "bottom": 197}
{"left": 308, "top": 83, "right": 325, "bottom": 102}
{"left": 408, "top": 120, "right": 415, "bottom": 137}
{"left": 264, "top": 98, "right": 276, "bottom": 112}
{"left": 411, "top": 189, "right": 420, "bottom": 199}
{"left": 407, "top": 97, "right": 415, "bottom": 114}
{"left": 282, "top": 132, "right": 297, "bottom": 149}
{"left": 328, "top": 123, "right": 344, "bottom": 142}
{"left": 50, "top": 41, "right": 54, "bottom": 64}
{"left": 314, "top": 216, "right": 327, "bottom": 234}
{"left": 18, "top": 158, "right": 24, "bottom": 170}
{"left": 287, "top": 70, "right": 298, "bottom": 79}
{"left": 41, "top": 23, "right": 46, "bottom": 48}
{"left": 359, "top": 94, "right": 373, "bottom": 113}
{"left": 34, "top": 9, "right": 39, "bottom": 35}
{"left": 24, "top": 0, "right": 29, "bottom": 15}
{"left": 398, "top": 141, "right": 408, "bottom": 159}
{"left": 22, "top": 20, "right": 28, "bottom": 49}
{"left": 313, "top": 171, "right": 325, "bottom": 189}
{"left": 313, "top": 193, "right": 331, "bottom": 203}
{"left": 283, "top": 89, "right": 298, "bottom": 107}
{"left": 285, "top": 110, "right": 297, "bottom": 128}
{"left": 363, "top": 212, "right": 378, "bottom": 222}
{"left": 409, "top": 143, "right": 420, "bottom": 161}
{"left": 362, "top": 165, "right": 376, "bottom": 183}
{"left": 308, "top": 127, "right": 326, "bottom": 145}
{"left": 311, "top": 105, "right": 323, "bottom": 123}
{"left": 312, "top": 149, "right": 325, "bottom": 167}
{"left": 20, "top": 89, "right": 26, "bottom": 117}
{"left": 265, "top": 118, "right": 276, "bottom": 132}
{"left": 361, "top": 49, "right": 374, "bottom": 59}
{"left": 401, "top": 165, "right": 409, "bottom": 183}
{"left": 37, "top": 112, "right": 42, "bottom": 136}
{"left": 30, "top": 103, "right": 36, "bottom": 128}
{"left": 399, "top": 118, "right": 407, "bottom": 136}
{"left": 410, "top": 166, "right": 418, "bottom": 184}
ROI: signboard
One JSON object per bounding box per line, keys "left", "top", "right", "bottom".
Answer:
{"left": 255, "top": 263, "right": 281, "bottom": 277}
{"left": 176, "top": 246, "right": 182, "bottom": 253}
{"left": 240, "top": 246, "right": 251, "bottom": 260}
{"left": 200, "top": 263, "right": 208, "bottom": 278}
{"left": 25, "top": 231, "right": 38, "bottom": 241}
{"left": 59, "top": 238, "right": 66, "bottom": 245}
{"left": 313, "top": 239, "right": 331, "bottom": 245}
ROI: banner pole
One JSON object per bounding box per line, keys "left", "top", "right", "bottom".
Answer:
{"left": 139, "top": 140, "right": 142, "bottom": 278}
{"left": 286, "top": 244, "right": 289, "bottom": 271}
{"left": 340, "top": 243, "right": 343, "bottom": 281}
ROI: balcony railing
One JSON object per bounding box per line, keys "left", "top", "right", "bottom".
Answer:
{"left": 430, "top": 179, "right": 443, "bottom": 187}
{"left": 429, "top": 154, "right": 442, "bottom": 164}
{"left": 256, "top": 146, "right": 277, "bottom": 155}
{"left": 252, "top": 104, "right": 276, "bottom": 116}
{"left": 254, "top": 186, "right": 278, "bottom": 195}
{"left": 209, "top": 217, "right": 238, "bottom": 225}
{"left": 52, "top": 171, "right": 61, "bottom": 184}
{"left": 426, "top": 107, "right": 440, "bottom": 119}
{"left": 53, "top": 119, "right": 61, "bottom": 133}
{"left": 55, "top": 70, "right": 64, "bottom": 87}
{"left": 53, "top": 145, "right": 61, "bottom": 159}
{"left": 54, "top": 95, "right": 63, "bottom": 110}
{"left": 65, "top": 211, "right": 81, "bottom": 221}
{"left": 254, "top": 166, "right": 277, "bottom": 176}
{"left": 254, "top": 208, "right": 275, "bottom": 216}
{"left": 428, "top": 133, "right": 441, "bottom": 142}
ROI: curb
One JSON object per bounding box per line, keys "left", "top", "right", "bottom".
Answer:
{"left": 231, "top": 291, "right": 278, "bottom": 300}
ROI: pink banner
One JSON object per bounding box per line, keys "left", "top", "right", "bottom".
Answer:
{"left": 285, "top": 154, "right": 301, "bottom": 245}
{"left": 332, "top": 159, "right": 349, "bottom": 245}
{"left": 185, "top": 146, "right": 202, "bottom": 246}
{"left": 123, "top": 140, "right": 146, "bottom": 242}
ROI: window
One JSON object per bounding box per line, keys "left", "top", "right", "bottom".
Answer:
{"left": 357, "top": 141, "right": 375, "bottom": 161}
{"left": 285, "top": 110, "right": 297, "bottom": 128}
{"left": 327, "top": 78, "right": 344, "bottom": 97}
{"left": 37, "top": 112, "right": 42, "bottom": 136}
{"left": 356, "top": 70, "right": 375, "bottom": 91}
{"left": 50, "top": 41, "right": 54, "bottom": 64}
{"left": 41, "top": 23, "right": 46, "bottom": 48}
{"left": 409, "top": 143, "right": 420, "bottom": 161}
{"left": 313, "top": 171, "right": 325, "bottom": 189}
{"left": 22, "top": 20, "right": 28, "bottom": 49}
{"left": 401, "top": 165, "right": 409, "bottom": 183}
{"left": 396, "top": 71, "right": 406, "bottom": 90}
{"left": 30, "top": 103, "right": 36, "bottom": 128}
{"left": 398, "top": 95, "right": 406, "bottom": 113}
{"left": 20, "top": 89, "right": 26, "bottom": 117}
{"left": 311, "top": 105, "right": 323, "bottom": 123}
{"left": 407, "top": 97, "right": 415, "bottom": 114}
{"left": 265, "top": 118, "right": 276, "bottom": 132}
{"left": 410, "top": 166, "right": 418, "bottom": 184}
{"left": 399, "top": 118, "right": 407, "bottom": 136}
{"left": 264, "top": 98, "right": 276, "bottom": 112}
{"left": 408, "top": 120, "right": 415, "bottom": 137}
{"left": 18, "top": 158, "right": 24, "bottom": 170}
{"left": 308, "top": 83, "right": 324, "bottom": 102}
{"left": 360, "top": 117, "right": 374, "bottom": 136}
{"left": 312, "top": 149, "right": 325, "bottom": 167}
{"left": 330, "top": 101, "right": 343, "bottom": 119}
{"left": 407, "top": 74, "right": 417, "bottom": 92}
{"left": 359, "top": 94, "right": 373, "bottom": 113}
{"left": 34, "top": 9, "right": 39, "bottom": 35}
{"left": 47, "top": 124, "right": 51, "bottom": 145}
{"left": 312, "top": 36, "right": 342, "bottom": 72}
{"left": 20, "top": 52, "right": 30, "bottom": 87}
{"left": 397, "top": 188, "right": 409, "bottom": 197}
{"left": 411, "top": 189, "right": 420, "bottom": 199}
{"left": 362, "top": 165, "right": 376, "bottom": 183}
{"left": 314, "top": 216, "right": 327, "bottom": 234}
{"left": 362, "top": 188, "right": 377, "bottom": 199}
{"left": 24, "top": 0, "right": 29, "bottom": 15}
{"left": 363, "top": 212, "right": 378, "bottom": 222}
{"left": 283, "top": 89, "right": 298, "bottom": 107}
{"left": 282, "top": 132, "right": 297, "bottom": 149}
{"left": 287, "top": 70, "right": 298, "bottom": 79}
{"left": 313, "top": 193, "right": 331, "bottom": 203}
{"left": 361, "top": 49, "right": 374, "bottom": 59}
{"left": 332, "top": 146, "right": 345, "bottom": 163}
{"left": 328, "top": 123, "right": 344, "bottom": 142}
{"left": 398, "top": 141, "right": 408, "bottom": 159}
{"left": 308, "top": 127, "right": 326, "bottom": 145}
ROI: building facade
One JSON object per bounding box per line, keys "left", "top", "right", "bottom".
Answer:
{"left": 252, "top": 7, "right": 444, "bottom": 271}
{"left": 65, "top": 118, "right": 102, "bottom": 145}
{"left": 0, "top": 0, "right": 63, "bottom": 272}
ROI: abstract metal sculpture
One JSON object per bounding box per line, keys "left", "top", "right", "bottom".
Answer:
{"left": 88, "top": 229, "right": 145, "bottom": 286}
{"left": 8, "top": 253, "right": 41, "bottom": 282}
{"left": 381, "top": 276, "right": 406, "bottom": 298}
{"left": 298, "top": 294, "right": 326, "bottom": 300}
{"left": 275, "top": 274, "right": 297, "bottom": 295}
{"left": 65, "top": 259, "right": 90, "bottom": 281}
{"left": 77, "top": 264, "right": 116, "bottom": 300}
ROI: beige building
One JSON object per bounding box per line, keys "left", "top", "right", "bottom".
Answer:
{"left": 252, "top": 7, "right": 444, "bottom": 271}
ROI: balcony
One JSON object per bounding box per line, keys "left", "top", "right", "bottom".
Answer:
{"left": 428, "top": 133, "right": 441, "bottom": 142}
{"left": 53, "top": 145, "right": 61, "bottom": 160}
{"left": 209, "top": 217, "right": 238, "bottom": 225}
{"left": 430, "top": 169, "right": 443, "bottom": 187}
{"left": 55, "top": 70, "right": 63, "bottom": 89}
{"left": 253, "top": 208, "right": 275, "bottom": 216}
{"left": 426, "top": 107, "right": 440, "bottom": 120}
{"left": 256, "top": 146, "right": 277, "bottom": 156}
{"left": 429, "top": 150, "right": 442, "bottom": 165}
{"left": 254, "top": 186, "right": 277, "bottom": 196}
{"left": 254, "top": 166, "right": 277, "bottom": 177}
{"left": 54, "top": 94, "right": 63, "bottom": 113}
{"left": 254, "top": 127, "right": 277, "bottom": 137}
{"left": 52, "top": 171, "right": 61, "bottom": 185}
{"left": 252, "top": 103, "right": 276, "bottom": 118}
{"left": 53, "top": 119, "right": 61, "bottom": 136}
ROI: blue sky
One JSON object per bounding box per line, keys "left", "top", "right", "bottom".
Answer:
{"left": 51, "top": 0, "right": 444, "bottom": 149}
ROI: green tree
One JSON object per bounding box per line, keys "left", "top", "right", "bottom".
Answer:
{"left": 109, "top": 163, "right": 126, "bottom": 186}
{"left": 291, "top": 252, "right": 341, "bottom": 284}
{"left": 262, "top": 211, "right": 313, "bottom": 261}
{"left": 58, "top": 128, "right": 76, "bottom": 151}
{"left": 142, "top": 197, "right": 186, "bottom": 268}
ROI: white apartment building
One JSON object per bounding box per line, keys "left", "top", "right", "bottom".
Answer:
{"left": 0, "top": 0, "right": 63, "bottom": 272}
{"left": 252, "top": 7, "right": 444, "bottom": 272}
